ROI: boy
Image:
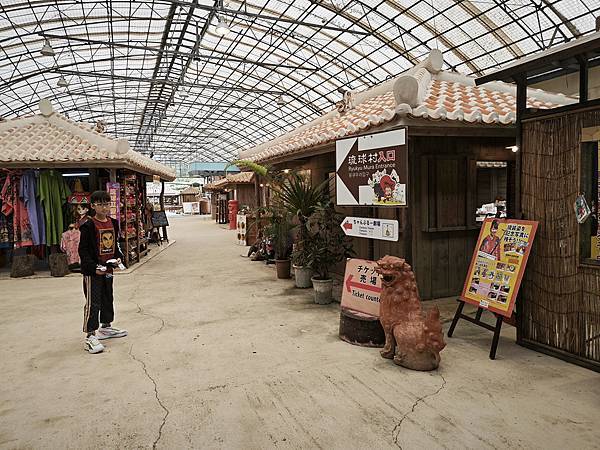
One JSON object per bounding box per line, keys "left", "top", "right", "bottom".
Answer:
{"left": 78, "top": 190, "right": 127, "bottom": 354}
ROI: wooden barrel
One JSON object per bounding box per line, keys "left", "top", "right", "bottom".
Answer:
{"left": 339, "top": 308, "right": 385, "bottom": 348}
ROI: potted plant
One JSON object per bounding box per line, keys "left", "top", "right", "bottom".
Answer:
{"left": 305, "top": 202, "right": 355, "bottom": 304}
{"left": 278, "top": 172, "right": 328, "bottom": 288}
{"left": 266, "top": 207, "right": 294, "bottom": 279}
{"left": 291, "top": 243, "right": 313, "bottom": 288}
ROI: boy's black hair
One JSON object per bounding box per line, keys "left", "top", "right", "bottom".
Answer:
{"left": 491, "top": 219, "right": 499, "bottom": 230}
{"left": 90, "top": 190, "right": 111, "bottom": 204}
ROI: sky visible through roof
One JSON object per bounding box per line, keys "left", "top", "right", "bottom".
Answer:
{"left": 1, "top": 0, "right": 598, "bottom": 170}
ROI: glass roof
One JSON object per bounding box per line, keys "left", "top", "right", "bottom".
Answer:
{"left": 1, "top": 0, "right": 599, "bottom": 166}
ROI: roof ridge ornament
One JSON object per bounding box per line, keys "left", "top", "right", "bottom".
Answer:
{"left": 336, "top": 90, "right": 357, "bottom": 114}
{"left": 39, "top": 98, "right": 54, "bottom": 117}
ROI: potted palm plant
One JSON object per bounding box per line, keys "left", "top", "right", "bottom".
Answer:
{"left": 278, "top": 173, "right": 328, "bottom": 288}
{"left": 266, "top": 207, "right": 294, "bottom": 279}
{"left": 305, "top": 202, "right": 355, "bottom": 304}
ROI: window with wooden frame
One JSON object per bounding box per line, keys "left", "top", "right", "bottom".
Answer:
{"left": 580, "top": 128, "right": 600, "bottom": 265}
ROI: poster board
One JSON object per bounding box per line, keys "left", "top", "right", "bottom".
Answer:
{"left": 335, "top": 128, "right": 408, "bottom": 207}
{"left": 105, "top": 182, "right": 120, "bottom": 220}
{"left": 592, "top": 143, "right": 600, "bottom": 260}
{"left": 183, "top": 202, "right": 200, "bottom": 214}
{"left": 460, "top": 218, "right": 538, "bottom": 317}
{"left": 151, "top": 211, "right": 169, "bottom": 227}
{"left": 341, "top": 258, "right": 382, "bottom": 317}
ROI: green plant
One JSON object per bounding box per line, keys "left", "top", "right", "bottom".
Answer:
{"left": 304, "top": 202, "right": 355, "bottom": 279}
{"left": 265, "top": 206, "right": 294, "bottom": 260}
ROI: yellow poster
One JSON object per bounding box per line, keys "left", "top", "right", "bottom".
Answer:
{"left": 461, "top": 218, "right": 538, "bottom": 317}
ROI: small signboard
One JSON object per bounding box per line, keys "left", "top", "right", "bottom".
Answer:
{"left": 151, "top": 211, "right": 169, "bottom": 228}
{"left": 341, "top": 216, "right": 399, "bottom": 241}
{"left": 336, "top": 128, "right": 408, "bottom": 207}
{"left": 341, "top": 258, "right": 382, "bottom": 317}
{"left": 105, "top": 182, "right": 120, "bottom": 220}
{"left": 460, "top": 218, "right": 538, "bottom": 317}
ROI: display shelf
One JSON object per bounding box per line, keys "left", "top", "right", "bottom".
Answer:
{"left": 118, "top": 171, "right": 148, "bottom": 267}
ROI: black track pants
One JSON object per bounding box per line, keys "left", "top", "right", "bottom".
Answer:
{"left": 82, "top": 274, "right": 114, "bottom": 333}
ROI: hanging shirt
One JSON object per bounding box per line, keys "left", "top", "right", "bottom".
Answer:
{"left": 38, "top": 170, "right": 71, "bottom": 246}
{"left": 60, "top": 228, "right": 81, "bottom": 266}
{"left": 1, "top": 174, "right": 33, "bottom": 248}
{"left": 20, "top": 170, "right": 46, "bottom": 246}
{"left": 0, "top": 175, "right": 14, "bottom": 249}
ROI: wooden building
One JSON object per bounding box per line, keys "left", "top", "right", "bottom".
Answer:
{"left": 180, "top": 186, "right": 201, "bottom": 203}
{"left": 239, "top": 50, "right": 573, "bottom": 299}
{"left": 477, "top": 32, "right": 600, "bottom": 371}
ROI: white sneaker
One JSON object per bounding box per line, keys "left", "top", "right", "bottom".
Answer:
{"left": 85, "top": 335, "right": 104, "bottom": 354}
{"left": 97, "top": 326, "right": 128, "bottom": 340}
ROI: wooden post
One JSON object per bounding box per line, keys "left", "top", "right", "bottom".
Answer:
{"left": 109, "top": 169, "right": 117, "bottom": 183}
{"left": 513, "top": 74, "right": 527, "bottom": 345}
{"left": 160, "top": 180, "right": 168, "bottom": 242}
{"left": 578, "top": 56, "right": 588, "bottom": 103}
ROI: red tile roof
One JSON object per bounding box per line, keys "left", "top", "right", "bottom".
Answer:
{"left": 240, "top": 50, "right": 574, "bottom": 164}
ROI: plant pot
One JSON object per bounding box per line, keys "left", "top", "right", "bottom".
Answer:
{"left": 275, "top": 259, "right": 291, "bottom": 279}
{"left": 293, "top": 265, "right": 313, "bottom": 288}
{"left": 311, "top": 276, "right": 333, "bottom": 304}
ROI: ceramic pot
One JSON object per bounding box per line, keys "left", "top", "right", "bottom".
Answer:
{"left": 275, "top": 259, "right": 291, "bottom": 279}
{"left": 311, "top": 277, "right": 333, "bottom": 304}
{"left": 293, "top": 265, "right": 313, "bottom": 288}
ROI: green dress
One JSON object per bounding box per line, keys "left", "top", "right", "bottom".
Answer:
{"left": 38, "top": 170, "right": 71, "bottom": 246}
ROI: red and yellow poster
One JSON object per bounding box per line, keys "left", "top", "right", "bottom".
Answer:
{"left": 461, "top": 218, "right": 538, "bottom": 317}
{"left": 341, "top": 258, "right": 382, "bottom": 317}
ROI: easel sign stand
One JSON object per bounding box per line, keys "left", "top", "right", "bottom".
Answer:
{"left": 447, "top": 218, "right": 538, "bottom": 359}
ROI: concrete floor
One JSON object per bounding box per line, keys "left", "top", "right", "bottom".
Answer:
{"left": 0, "top": 215, "right": 598, "bottom": 450}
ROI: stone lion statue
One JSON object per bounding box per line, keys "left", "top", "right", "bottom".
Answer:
{"left": 376, "top": 255, "right": 446, "bottom": 371}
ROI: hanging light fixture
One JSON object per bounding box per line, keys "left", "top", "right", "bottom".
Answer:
{"left": 57, "top": 76, "right": 69, "bottom": 88}
{"left": 215, "top": 16, "right": 230, "bottom": 36}
{"left": 40, "top": 39, "right": 55, "bottom": 57}
{"left": 276, "top": 95, "right": 286, "bottom": 106}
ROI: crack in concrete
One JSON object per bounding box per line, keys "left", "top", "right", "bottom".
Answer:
{"left": 126, "top": 281, "right": 166, "bottom": 335}
{"left": 392, "top": 373, "right": 447, "bottom": 450}
{"left": 128, "top": 345, "right": 169, "bottom": 449}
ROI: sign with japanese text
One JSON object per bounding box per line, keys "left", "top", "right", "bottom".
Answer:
{"left": 105, "top": 182, "right": 120, "bottom": 220}
{"left": 341, "top": 216, "right": 399, "bottom": 241}
{"left": 461, "top": 218, "right": 538, "bottom": 317}
{"left": 336, "top": 128, "right": 407, "bottom": 207}
{"left": 341, "top": 258, "right": 383, "bottom": 317}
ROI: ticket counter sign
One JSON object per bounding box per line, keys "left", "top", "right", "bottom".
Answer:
{"left": 461, "top": 218, "right": 538, "bottom": 317}
{"left": 341, "top": 258, "right": 382, "bottom": 317}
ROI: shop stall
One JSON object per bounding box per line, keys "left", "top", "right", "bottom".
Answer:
{"left": 203, "top": 177, "right": 231, "bottom": 224}
{"left": 147, "top": 182, "right": 180, "bottom": 212}
{"left": 0, "top": 100, "right": 175, "bottom": 275}
{"left": 180, "top": 186, "right": 201, "bottom": 214}
{"left": 238, "top": 50, "right": 573, "bottom": 299}
{"left": 476, "top": 32, "right": 600, "bottom": 371}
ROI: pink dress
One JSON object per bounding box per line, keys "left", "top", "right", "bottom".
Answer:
{"left": 60, "top": 229, "right": 81, "bottom": 265}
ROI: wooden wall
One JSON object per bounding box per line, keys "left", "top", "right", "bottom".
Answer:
{"left": 235, "top": 184, "right": 257, "bottom": 207}
{"left": 411, "top": 136, "right": 514, "bottom": 299}
{"left": 520, "top": 107, "right": 600, "bottom": 370}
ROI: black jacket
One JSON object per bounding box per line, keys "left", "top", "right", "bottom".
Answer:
{"left": 78, "top": 217, "right": 125, "bottom": 276}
